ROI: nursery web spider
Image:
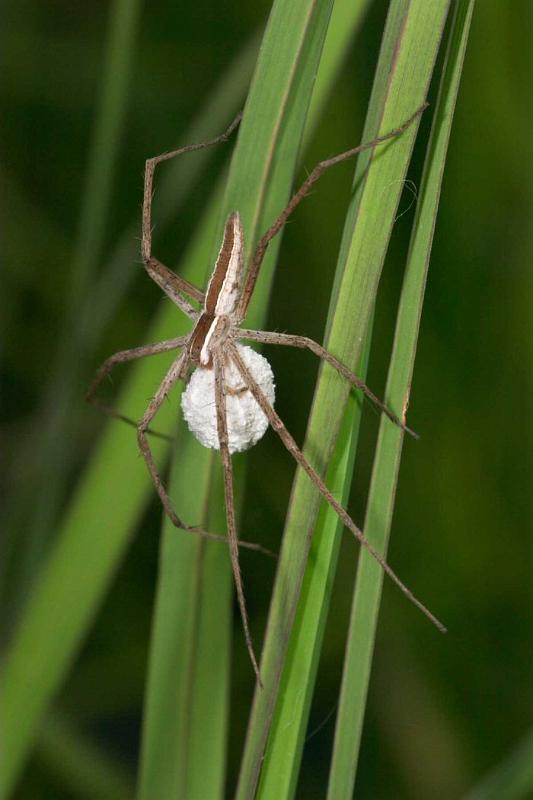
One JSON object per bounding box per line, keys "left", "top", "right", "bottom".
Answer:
{"left": 87, "top": 106, "right": 445, "bottom": 684}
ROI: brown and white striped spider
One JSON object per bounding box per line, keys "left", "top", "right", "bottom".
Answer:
{"left": 87, "top": 107, "right": 444, "bottom": 683}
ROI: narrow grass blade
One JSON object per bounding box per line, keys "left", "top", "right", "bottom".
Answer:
{"left": 254, "top": 344, "right": 369, "bottom": 800}
{"left": 136, "top": 439, "right": 230, "bottom": 800}
{"left": 327, "top": 3, "right": 475, "bottom": 798}
{"left": 465, "top": 725, "right": 533, "bottom": 800}
{"left": 238, "top": 3, "right": 451, "bottom": 798}
{"left": 14, "top": 0, "right": 143, "bottom": 591}
{"left": 307, "top": 0, "right": 372, "bottom": 128}
{"left": 138, "top": 1, "right": 338, "bottom": 796}
{"left": 68, "top": 0, "right": 142, "bottom": 308}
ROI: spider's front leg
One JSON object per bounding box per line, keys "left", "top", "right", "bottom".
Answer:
{"left": 141, "top": 114, "right": 242, "bottom": 317}
{"left": 236, "top": 104, "right": 427, "bottom": 321}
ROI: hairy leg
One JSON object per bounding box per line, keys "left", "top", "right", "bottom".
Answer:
{"left": 142, "top": 114, "right": 242, "bottom": 315}
{"left": 144, "top": 258, "right": 203, "bottom": 318}
{"left": 237, "top": 105, "right": 427, "bottom": 321}
{"left": 214, "top": 352, "right": 262, "bottom": 684}
{"left": 239, "top": 329, "right": 417, "bottom": 438}
{"left": 228, "top": 342, "right": 445, "bottom": 632}
{"left": 86, "top": 336, "right": 187, "bottom": 439}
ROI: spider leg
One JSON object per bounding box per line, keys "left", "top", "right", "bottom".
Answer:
{"left": 236, "top": 104, "right": 427, "bottom": 321}
{"left": 142, "top": 113, "right": 242, "bottom": 316}
{"left": 137, "top": 349, "right": 273, "bottom": 555}
{"left": 228, "top": 342, "right": 445, "bottom": 633}
{"left": 144, "top": 258, "right": 203, "bottom": 318}
{"left": 214, "top": 352, "right": 262, "bottom": 685}
{"left": 239, "top": 329, "right": 418, "bottom": 439}
{"left": 86, "top": 336, "right": 188, "bottom": 440}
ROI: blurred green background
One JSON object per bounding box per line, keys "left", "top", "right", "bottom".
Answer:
{"left": 1, "top": 1, "right": 532, "bottom": 798}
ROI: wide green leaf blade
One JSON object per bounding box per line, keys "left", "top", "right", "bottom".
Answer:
{"left": 138, "top": 3, "right": 374, "bottom": 795}
{"left": 137, "top": 2, "right": 378, "bottom": 797}
{"left": 137, "top": 0, "right": 337, "bottom": 797}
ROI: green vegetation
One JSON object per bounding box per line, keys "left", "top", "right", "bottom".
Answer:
{"left": 1, "top": 1, "right": 531, "bottom": 798}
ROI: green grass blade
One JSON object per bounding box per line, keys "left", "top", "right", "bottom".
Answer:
{"left": 68, "top": 0, "right": 142, "bottom": 308}
{"left": 307, "top": 0, "right": 372, "bottom": 127}
{"left": 138, "top": 0, "right": 372, "bottom": 790}
{"left": 137, "top": 1, "right": 338, "bottom": 796}
{"left": 136, "top": 436, "right": 230, "bottom": 800}
{"left": 327, "top": 3, "right": 475, "bottom": 798}
{"left": 137, "top": 2, "right": 373, "bottom": 796}
{"left": 237, "top": 3, "right": 450, "bottom": 798}
{"left": 256, "top": 342, "right": 370, "bottom": 800}
{"left": 464, "top": 725, "right": 533, "bottom": 800}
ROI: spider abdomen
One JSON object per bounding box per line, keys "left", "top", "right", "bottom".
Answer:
{"left": 181, "top": 344, "right": 275, "bottom": 454}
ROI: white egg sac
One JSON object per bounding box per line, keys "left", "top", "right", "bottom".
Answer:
{"left": 181, "top": 344, "right": 275, "bottom": 454}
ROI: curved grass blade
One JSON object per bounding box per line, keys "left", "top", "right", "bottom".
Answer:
{"left": 327, "top": 3, "right": 475, "bottom": 797}
{"left": 10, "top": 0, "right": 143, "bottom": 599}
{"left": 307, "top": 0, "right": 372, "bottom": 127}
{"left": 238, "top": 2, "right": 451, "bottom": 798}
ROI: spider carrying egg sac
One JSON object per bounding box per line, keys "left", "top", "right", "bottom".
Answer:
{"left": 181, "top": 344, "right": 275, "bottom": 454}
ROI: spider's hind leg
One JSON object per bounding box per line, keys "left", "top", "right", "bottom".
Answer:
{"left": 229, "top": 342, "right": 444, "bottom": 633}
{"left": 214, "top": 351, "right": 263, "bottom": 685}
{"left": 141, "top": 113, "right": 242, "bottom": 316}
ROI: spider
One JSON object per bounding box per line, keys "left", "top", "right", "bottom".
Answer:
{"left": 87, "top": 106, "right": 444, "bottom": 683}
